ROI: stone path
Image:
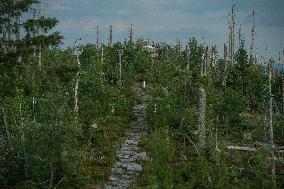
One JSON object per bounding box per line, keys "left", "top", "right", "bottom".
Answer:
{"left": 105, "top": 85, "right": 148, "bottom": 189}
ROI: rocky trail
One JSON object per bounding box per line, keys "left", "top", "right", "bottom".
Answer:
{"left": 105, "top": 84, "right": 148, "bottom": 189}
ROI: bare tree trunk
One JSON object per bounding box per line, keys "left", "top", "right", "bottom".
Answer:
{"left": 48, "top": 162, "right": 54, "bottom": 189}
{"left": 228, "top": 5, "right": 235, "bottom": 65}
{"left": 200, "top": 58, "right": 204, "bottom": 76}
{"left": 231, "top": 5, "right": 235, "bottom": 65}
{"left": 109, "top": 25, "right": 112, "bottom": 47}
{"left": 268, "top": 58, "right": 276, "bottom": 185}
{"left": 101, "top": 46, "right": 104, "bottom": 63}
{"left": 198, "top": 86, "right": 206, "bottom": 149}
{"left": 38, "top": 44, "right": 42, "bottom": 70}
{"left": 1, "top": 107, "right": 12, "bottom": 151}
{"left": 119, "top": 50, "right": 122, "bottom": 86}
{"left": 74, "top": 67, "right": 80, "bottom": 113}
{"left": 16, "top": 14, "right": 22, "bottom": 63}
{"left": 204, "top": 46, "right": 208, "bottom": 74}
{"left": 7, "top": 19, "right": 12, "bottom": 51}
{"left": 250, "top": 9, "right": 256, "bottom": 63}
{"left": 282, "top": 78, "right": 284, "bottom": 115}
{"left": 186, "top": 46, "right": 190, "bottom": 70}
{"left": 228, "top": 12, "right": 233, "bottom": 65}
{"left": 223, "top": 43, "right": 228, "bottom": 86}
{"left": 96, "top": 25, "right": 99, "bottom": 50}
{"left": 15, "top": 15, "right": 20, "bottom": 41}
{"left": 210, "top": 44, "right": 217, "bottom": 68}
{"left": 215, "top": 114, "right": 220, "bottom": 151}
{"left": 19, "top": 103, "right": 28, "bottom": 178}
{"left": 54, "top": 177, "right": 65, "bottom": 189}
{"left": 129, "top": 24, "right": 133, "bottom": 43}
{"left": 74, "top": 40, "right": 83, "bottom": 114}
{"left": 100, "top": 46, "right": 104, "bottom": 84}
{"left": 238, "top": 24, "right": 242, "bottom": 48}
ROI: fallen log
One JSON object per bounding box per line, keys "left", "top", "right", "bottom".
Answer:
{"left": 226, "top": 144, "right": 284, "bottom": 153}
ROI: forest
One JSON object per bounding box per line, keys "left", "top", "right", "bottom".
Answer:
{"left": 0, "top": 0, "right": 284, "bottom": 189}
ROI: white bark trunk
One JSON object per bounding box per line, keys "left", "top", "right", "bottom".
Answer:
{"left": 142, "top": 81, "right": 146, "bottom": 89}
{"left": 38, "top": 44, "right": 42, "bottom": 70}
{"left": 119, "top": 50, "right": 122, "bottom": 86}
{"left": 96, "top": 25, "right": 99, "bottom": 50}
{"left": 19, "top": 103, "right": 27, "bottom": 177}
{"left": 74, "top": 71, "right": 79, "bottom": 113}
{"left": 16, "top": 14, "right": 22, "bottom": 63}
{"left": 282, "top": 78, "right": 284, "bottom": 115}
{"left": 1, "top": 107, "right": 12, "bottom": 150}
{"left": 74, "top": 55, "right": 80, "bottom": 113}
{"left": 226, "top": 144, "right": 284, "bottom": 153}
{"left": 109, "top": 25, "right": 112, "bottom": 47}
{"left": 73, "top": 40, "right": 82, "bottom": 114}
{"left": 49, "top": 162, "right": 54, "bottom": 189}
{"left": 268, "top": 58, "right": 276, "bottom": 184}
{"left": 198, "top": 86, "right": 206, "bottom": 149}
{"left": 54, "top": 177, "right": 65, "bottom": 189}
{"left": 222, "top": 43, "right": 228, "bottom": 86}
{"left": 227, "top": 145, "right": 257, "bottom": 151}
{"left": 215, "top": 115, "right": 220, "bottom": 151}
{"left": 101, "top": 46, "right": 104, "bottom": 63}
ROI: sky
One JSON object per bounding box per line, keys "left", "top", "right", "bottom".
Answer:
{"left": 44, "top": 0, "right": 284, "bottom": 62}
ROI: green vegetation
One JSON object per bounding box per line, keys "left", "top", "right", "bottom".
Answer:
{"left": 1, "top": 1, "right": 283, "bottom": 189}
{"left": 135, "top": 40, "right": 284, "bottom": 189}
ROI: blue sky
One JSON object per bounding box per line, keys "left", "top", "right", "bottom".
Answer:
{"left": 45, "top": 0, "right": 284, "bottom": 62}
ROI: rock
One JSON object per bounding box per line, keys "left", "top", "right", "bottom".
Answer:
{"left": 125, "top": 140, "right": 138, "bottom": 145}
{"left": 105, "top": 85, "right": 148, "bottom": 188}
{"left": 139, "top": 152, "right": 148, "bottom": 161}
{"left": 120, "top": 157, "right": 134, "bottom": 163}
{"left": 110, "top": 176, "right": 118, "bottom": 181}
{"left": 91, "top": 121, "right": 98, "bottom": 129}
{"left": 117, "top": 150, "right": 136, "bottom": 156}
{"left": 111, "top": 167, "right": 123, "bottom": 174}
{"left": 126, "top": 163, "right": 142, "bottom": 172}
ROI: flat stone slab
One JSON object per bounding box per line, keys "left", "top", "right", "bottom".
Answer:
{"left": 105, "top": 85, "right": 149, "bottom": 189}
{"left": 126, "top": 163, "right": 142, "bottom": 172}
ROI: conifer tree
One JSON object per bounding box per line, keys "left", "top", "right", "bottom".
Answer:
{"left": 0, "top": 0, "right": 62, "bottom": 66}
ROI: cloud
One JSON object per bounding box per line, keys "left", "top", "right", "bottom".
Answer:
{"left": 46, "top": 0, "right": 284, "bottom": 59}
{"left": 57, "top": 17, "right": 129, "bottom": 34}
{"left": 50, "top": 4, "right": 71, "bottom": 11}
{"left": 47, "top": 1, "right": 72, "bottom": 12}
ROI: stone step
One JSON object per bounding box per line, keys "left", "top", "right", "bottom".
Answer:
{"left": 105, "top": 86, "right": 149, "bottom": 188}
{"left": 119, "top": 157, "right": 135, "bottom": 163}
{"left": 117, "top": 150, "right": 138, "bottom": 156}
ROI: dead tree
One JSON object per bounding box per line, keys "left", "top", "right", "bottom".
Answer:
{"left": 222, "top": 42, "right": 229, "bottom": 86}
{"left": 101, "top": 45, "right": 104, "bottom": 63}
{"left": 36, "top": 2, "right": 46, "bottom": 70}
{"left": 74, "top": 39, "right": 83, "bottom": 113}
{"left": 210, "top": 44, "right": 217, "bottom": 68}
{"left": 228, "top": 5, "right": 236, "bottom": 65}
{"left": 176, "top": 38, "right": 181, "bottom": 57}
{"left": 250, "top": 9, "right": 257, "bottom": 63}
{"left": 128, "top": 24, "right": 133, "bottom": 43}
{"left": 198, "top": 86, "right": 206, "bottom": 149}
{"left": 108, "top": 25, "right": 113, "bottom": 47}
{"left": 118, "top": 49, "right": 123, "bottom": 86}
{"left": 268, "top": 58, "right": 276, "bottom": 184}
{"left": 238, "top": 24, "right": 242, "bottom": 49}
{"left": 16, "top": 13, "right": 22, "bottom": 63}
{"left": 19, "top": 103, "right": 27, "bottom": 177}
{"left": 204, "top": 46, "right": 209, "bottom": 75}
{"left": 1, "top": 107, "right": 12, "bottom": 151}
{"left": 282, "top": 50, "right": 284, "bottom": 114}
{"left": 96, "top": 25, "right": 99, "bottom": 50}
